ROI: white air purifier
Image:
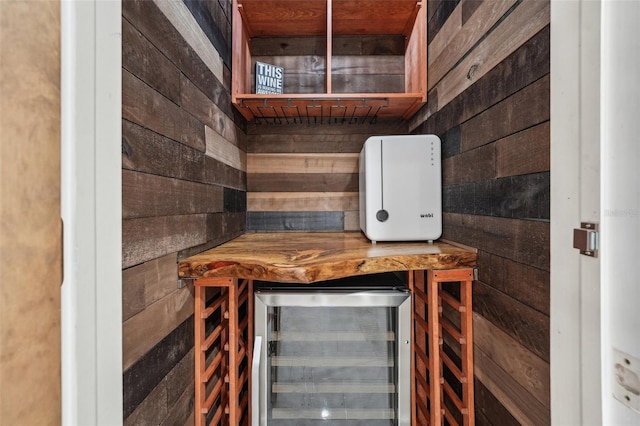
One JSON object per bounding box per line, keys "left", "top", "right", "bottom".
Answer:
{"left": 359, "top": 134, "right": 442, "bottom": 243}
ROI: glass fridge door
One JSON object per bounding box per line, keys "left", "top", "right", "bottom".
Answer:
{"left": 255, "top": 290, "right": 411, "bottom": 426}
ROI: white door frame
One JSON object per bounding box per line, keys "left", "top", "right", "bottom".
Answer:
{"left": 552, "top": 1, "right": 640, "bottom": 424}
{"left": 600, "top": 1, "right": 640, "bottom": 423}
{"left": 550, "top": 0, "right": 602, "bottom": 424}
{"left": 61, "top": 1, "right": 122, "bottom": 424}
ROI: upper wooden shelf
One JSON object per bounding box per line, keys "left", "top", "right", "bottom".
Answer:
{"left": 238, "top": 0, "right": 423, "bottom": 37}
{"left": 178, "top": 232, "right": 478, "bottom": 283}
{"left": 232, "top": 0, "right": 427, "bottom": 122}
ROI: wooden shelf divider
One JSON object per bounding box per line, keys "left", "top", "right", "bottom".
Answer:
{"left": 231, "top": 0, "right": 427, "bottom": 122}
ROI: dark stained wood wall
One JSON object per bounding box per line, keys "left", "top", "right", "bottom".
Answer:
{"left": 120, "top": 0, "right": 551, "bottom": 423}
{"left": 121, "top": 0, "right": 244, "bottom": 424}
{"left": 413, "top": 1, "right": 551, "bottom": 424}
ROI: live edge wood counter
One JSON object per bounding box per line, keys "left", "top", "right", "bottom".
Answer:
{"left": 178, "top": 231, "right": 477, "bottom": 282}
{"left": 179, "top": 232, "right": 478, "bottom": 426}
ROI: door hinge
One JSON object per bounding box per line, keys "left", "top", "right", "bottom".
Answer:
{"left": 573, "top": 222, "right": 599, "bottom": 258}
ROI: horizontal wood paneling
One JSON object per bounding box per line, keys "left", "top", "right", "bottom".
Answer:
{"left": 428, "top": 0, "right": 516, "bottom": 88}
{"left": 180, "top": 73, "right": 242, "bottom": 147}
{"left": 152, "top": 0, "right": 224, "bottom": 83}
{"left": 248, "top": 192, "right": 358, "bottom": 211}
{"left": 122, "top": 0, "right": 241, "bottom": 123}
{"left": 224, "top": 187, "right": 247, "bottom": 213}
{"left": 122, "top": 17, "right": 181, "bottom": 104}
{"left": 251, "top": 35, "right": 404, "bottom": 56}
{"left": 252, "top": 55, "right": 403, "bottom": 75}
{"left": 123, "top": 318, "right": 193, "bottom": 418}
{"left": 343, "top": 211, "right": 360, "bottom": 232}
{"left": 478, "top": 251, "right": 550, "bottom": 316}
{"left": 474, "top": 345, "right": 550, "bottom": 425}
{"left": 443, "top": 143, "right": 495, "bottom": 184}
{"left": 247, "top": 211, "right": 344, "bottom": 232}
{"left": 247, "top": 133, "right": 366, "bottom": 153}
{"left": 251, "top": 55, "right": 404, "bottom": 94}
{"left": 122, "top": 253, "right": 178, "bottom": 322}
{"left": 122, "top": 69, "right": 206, "bottom": 152}
{"left": 124, "top": 377, "right": 168, "bottom": 426}
{"left": 122, "top": 284, "right": 194, "bottom": 372}
{"left": 247, "top": 120, "right": 407, "bottom": 136}
{"left": 332, "top": 74, "right": 404, "bottom": 94}
{"left": 434, "top": 0, "right": 549, "bottom": 111}
{"left": 474, "top": 313, "right": 550, "bottom": 406}
{"left": 124, "top": 212, "right": 245, "bottom": 268}
{"left": 251, "top": 36, "right": 327, "bottom": 56}
{"left": 248, "top": 173, "right": 358, "bottom": 192}
{"left": 122, "top": 0, "right": 245, "bottom": 422}
{"left": 443, "top": 172, "right": 550, "bottom": 220}
{"left": 123, "top": 120, "right": 205, "bottom": 182}
{"left": 205, "top": 211, "right": 246, "bottom": 242}
{"left": 473, "top": 279, "right": 549, "bottom": 363}
{"left": 442, "top": 121, "right": 551, "bottom": 183}
{"left": 428, "top": 2, "right": 461, "bottom": 67}
{"left": 443, "top": 212, "right": 549, "bottom": 271}
{"left": 204, "top": 126, "right": 247, "bottom": 171}
{"left": 183, "top": 0, "right": 231, "bottom": 66}
{"left": 122, "top": 170, "right": 224, "bottom": 219}
{"left": 427, "top": 0, "right": 459, "bottom": 44}
{"left": 418, "top": 2, "right": 552, "bottom": 420}
{"left": 460, "top": 75, "right": 550, "bottom": 151}
{"left": 247, "top": 153, "right": 359, "bottom": 174}
{"left": 176, "top": 213, "right": 245, "bottom": 261}
{"left": 496, "top": 121, "right": 550, "bottom": 177}
{"left": 245, "top": 120, "right": 404, "bottom": 232}
{"left": 161, "top": 376, "right": 194, "bottom": 426}
{"left": 411, "top": 25, "right": 550, "bottom": 134}
{"left": 204, "top": 155, "right": 246, "bottom": 190}
{"left": 474, "top": 378, "right": 520, "bottom": 426}
{"left": 123, "top": 215, "right": 208, "bottom": 268}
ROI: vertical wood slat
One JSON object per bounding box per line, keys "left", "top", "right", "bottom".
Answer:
{"left": 194, "top": 285, "right": 205, "bottom": 421}
{"left": 426, "top": 268, "right": 475, "bottom": 426}
{"left": 326, "top": 0, "right": 332, "bottom": 94}
{"left": 247, "top": 279, "right": 255, "bottom": 425}
{"left": 227, "top": 281, "right": 238, "bottom": 425}
{"left": 194, "top": 277, "right": 252, "bottom": 426}
{"left": 408, "top": 271, "right": 417, "bottom": 426}
{"left": 460, "top": 272, "right": 475, "bottom": 426}
{"left": 412, "top": 270, "right": 432, "bottom": 424}
{"left": 427, "top": 270, "right": 444, "bottom": 426}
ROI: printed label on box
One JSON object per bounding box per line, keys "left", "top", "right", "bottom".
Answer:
{"left": 255, "top": 61, "right": 283, "bottom": 95}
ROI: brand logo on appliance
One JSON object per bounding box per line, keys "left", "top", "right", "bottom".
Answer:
{"left": 420, "top": 213, "right": 434, "bottom": 218}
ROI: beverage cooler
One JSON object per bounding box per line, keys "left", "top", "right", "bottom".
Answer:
{"left": 253, "top": 277, "right": 411, "bottom": 426}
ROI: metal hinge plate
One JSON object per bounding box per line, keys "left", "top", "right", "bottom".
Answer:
{"left": 573, "top": 222, "right": 599, "bottom": 258}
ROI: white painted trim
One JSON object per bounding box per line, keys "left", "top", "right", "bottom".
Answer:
{"left": 601, "top": 1, "right": 640, "bottom": 423}
{"left": 61, "top": 0, "right": 122, "bottom": 424}
{"left": 550, "top": 0, "right": 602, "bottom": 424}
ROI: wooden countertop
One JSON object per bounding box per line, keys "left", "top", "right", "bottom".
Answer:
{"left": 178, "top": 232, "right": 477, "bottom": 283}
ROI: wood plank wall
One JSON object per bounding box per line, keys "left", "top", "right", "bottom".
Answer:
{"left": 246, "top": 35, "right": 409, "bottom": 230}
{"left": 121, "top": 0, "right": 245, "bottom": 424}
{"left": 251, "top": 35, "right": 406, "bottom": 94}
{"left": 412, "top": 1, "right": 551, "bottom": 424}
{"left": 246, "top": 120, "right": 407, "bottom": 231}
{"left": 119, "top": 0, "right": 550, "bottom": 423}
